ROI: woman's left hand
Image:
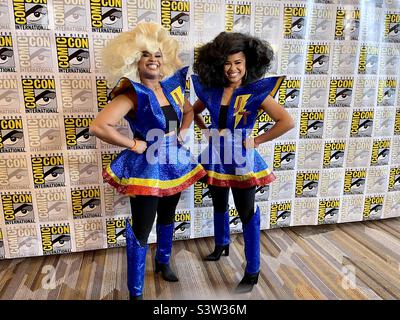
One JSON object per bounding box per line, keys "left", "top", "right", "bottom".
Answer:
{"left": 243, "top": 137, "right": 259, "bottom": 149}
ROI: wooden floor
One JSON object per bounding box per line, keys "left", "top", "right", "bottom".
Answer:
{"left": 1, "top": 218, "right": 400, "bottom": 300}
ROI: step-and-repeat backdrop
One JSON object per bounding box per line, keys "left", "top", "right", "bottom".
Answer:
{"left": 0, "top": 0, "right": 400, "bottom": 259}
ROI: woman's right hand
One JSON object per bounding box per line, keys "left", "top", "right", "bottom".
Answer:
{"left": 131, "top": 139, "right": 147, "bottom": 154}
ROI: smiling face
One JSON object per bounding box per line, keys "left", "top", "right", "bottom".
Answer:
{"left": 137, "top": 50, "right": 163, "bottom": 81}
{"left": 223, "top": 51, "right": 246, "bottom": 86}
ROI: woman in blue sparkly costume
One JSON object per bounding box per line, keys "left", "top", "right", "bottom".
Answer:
{"left": 192, "top": 32, "right": 294, "bottom": 293}
{"left": 90, "top": 22, "right": 206, "bottom": 300}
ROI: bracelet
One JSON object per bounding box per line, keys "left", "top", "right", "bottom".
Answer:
{"left": 130, "top": 139, "right": 137, "bottom": 151}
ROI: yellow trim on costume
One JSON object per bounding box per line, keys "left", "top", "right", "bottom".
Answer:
{"left": 207, "top": 168, "right": 272, "bottom": 181}
{"left": 106, "top": 164, "right": 204, "bottom": 189}
{"left": 269, "top": 76, "right": 285, "bottom": 98}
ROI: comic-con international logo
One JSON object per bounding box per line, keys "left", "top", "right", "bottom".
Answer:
{"left": 106, "top": 217, "right": 127, "bottom": 248}
{"left": 299, "top": 111, "right": 324, "bottom": 139}
{"left": 323, "top": 141, "right": 345, "bottom": 168}
{"left": 31, "top": 154, "right": 65, "bottom": 188}
{"left": 64, "top": 116, "right": 95, "bottom": 150}
{"left": 194, "top": 181, "right": 212, "bottom": 207}
{"left": 90, "top": 0, "right": 122, "bottom": 33}
{"left": 21, "top": 77, "right": 57, "bottom": 113}
{"left": 350, "top": 110, "right": 374, "bottom": 137}
{"left": 126, "top": 0, "right": 157, "bottom": 28}
{"left": 225, "top": 2, "right": 251, "bottom": 33}
{"left": 295, "top": 171, "right": 319, "bottom": 197}
{"left": 343, "top": 169, "right": 366, "bottom": 195}
{"left": 60, "top": 76, "right": 93, "bottom": 113}
{"left": 0, "top": 154, "right": 30, "bottom": 190}
{"left": 273, "top": 143, "right": 296, "bottom": 171}
{"left": 0, "top": 117, "right": 25, "bottom": 153}
{"left": 318, "top": 199, "right": 340, "bottom": 225}
{"left": 278, "top": 78, "right": 300, "bottom": 108}
{"left": 256, "top": 112, "right": 274, "bottom": 136}
{"left": 283, "top": 5, "right": 307, "bottom": 39}
{"left": 13, "top": 0, "right": 49, "bottom": 30}
{"left": 71, "top": 187, "right": 101, "bottom": 219}
{"left": 0, "top": 76, "right": 20, "bottom": 114}
{"left": 36, "top": 188, "right": 68, "bottom": 222}
{"left": 334, "top": 8, "right": 360, "bottom": 40}
{"left": 54, "top": 0, "right": 87, "bottom": 31}
{"left": 254, "top": 3, "right": 280, "bottom": 39}
{"left": 40, "top": 224, "right": 71, "bottom": 255}
{"left": 17, "top": 32, "right": 53, "bottom": 72}
{"left": 174, "top": 210, "right": 190, "bottom": 240}
{"left": 56, "top": 35, "right": 90, "bottom": 73}
{"left": 161, "top": 0, "right": 190, "bottom": 36}
{"left": 371, "top": 139, "right": 390, "bottom": 166}
{"left": 363, "top": 196, "right": 384, "bottom": 220}
{"left": 358, "top": 45, "right": 379, "bottom": 74}
{"left": 1, "top": 192, "right": 34, "bottom": 224}
{"left": 395, "top": 109, "right": 400, "bottom": 136}
{"left": 270, "top": 201, "right": 291, "bottom": 228}
{"left": 96, "top": 77, "right": 111, "bottom": 112}
{"left": 377, "top": 79, "right": 396, "bottom": 106}
{"left": 0, "top": 34, "right": 15, "bottom": 72}
{"left": 328, "top": 78, "right": 353, "bottom": 108}
{"left": 388, "top": 167, "right": 400, "bottom": 192}
{"left": 305, "top": 43, "right": 329, "bottom": 74}
{"left": 384, "top": 13, "right": 400, "bottom": 43}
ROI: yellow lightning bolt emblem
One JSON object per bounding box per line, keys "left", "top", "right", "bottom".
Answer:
{"left": 233, "top": 94, "right": 251, "bottom": 128}
{"left": 171, "top": 86, "right": 184, "bottom": 112}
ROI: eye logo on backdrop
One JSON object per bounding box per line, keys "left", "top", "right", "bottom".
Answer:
{"left": 31, "top": 154, "right": 65, "bottom": 188}
{"left": 71, "top": 186, "right": 102, "bottom": 219}
{"left": 350, "top": 110, "right": 374, "bottom": 137}
{"left": 363, "top": 196, "right": 384, "bottom": 220}
{"left": 377, "top": 78, "right": 396, "bottom": 106}
{"left": 384, "top": 12, "right": 400, "bottom": 43}
{"left": 35, "top": 188, "right": 68, "bottom": 222}
{"left": 225, "top": 1, "right": 251, "bottom": 33}
{"left": 64, "top": 115, "right": 95, "bottom": 150}
{"left": 299, "top": 111, "right": 324, "bottom": 139}
{"left": 56, "top": 34, "right": 90, "bottom": 73}
{"left": 54, "top": 0, "right": 88, "bottom": 31}
{"left": 26, "top": 115, "right": 61, "bottom": 152}
{"left": 68, "top": 151, "right": 99, "bottom": 186}
{"left": 106, "top": 217, "right": 127, "bottom": 248}
{"left": 295, "top": 171, "right": 319, "bottom": 197}
{"left": 283, "top": 5, "right": 307, "bottom": 39}
{"left": 318, "top": 199, "right": 340, "bottom": 225}
{"left": 174, "top": 210, "right": 191, "bottom": 240}
{"left": 273, "top": 143, "right": 296, "bottom": 171}
{"left": 328, "top": 78, "right": 353, "bottom": 108}
{"left": 0, "top": 116, "right": 25, "bottom": 153}
{"left": 358, "top": 44, "right": 379, "bottom": 75}
{"left": 21, "top": 76, "right": 57, "bottom": 113}
{"left": 40, "top": 223, "right": 71, "bottom": 255}
{"left": 193, "top": 181, "right": 213, "bottom": 207}
{"left": 371, "top": 139, "right": 390, "bottom": 166}
{"left": 161, "top": 0, "right": 190, "bottom": 36}
{"left": 323, "top": 141, "right": 345, "bottom": 168}
{"left": 60, "top": 76, "right": 94, "bottom": 113}
{"left": 0, "top": 154, "right": 30, "bottom": 190}
{"left": 388, "top": 167, "right": 400, "bottom": 192}
{"left": 270, "top": 201, "right": 292, "bottom": 228}
{"left": 1, "top": 192, "right": 35, "bottom": 224}
{"left": 305, "top": 43, "right": 330, "bottom": 74}
{"left": 90, "top": 0, "right": 123, "bottom": 33}
{"left": 0, "top": 76, "right": 21, "bottom": 114}
{"left": 127, "top": 0, "right": 157, "bottom": 29}
{"left": 0, "top": 33, "right": 15, "bottom": 72}
{"left": 13, "top": 0, "right": 49, "bottom": 30}
{"left": 278, "top": 78, "right": 301, "bottom": 108}
{"left": 17, "top": 32, "right": 53, "bottom": 72}
{"left": 344, "top": 169, "right": 367, "bottom": 195}
{"left": 334, "top": 8, "right": 360, "bottom": 40}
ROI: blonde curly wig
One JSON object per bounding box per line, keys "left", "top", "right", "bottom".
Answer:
{"left": 102, "top": 22, "right": 182, "bottom": 86}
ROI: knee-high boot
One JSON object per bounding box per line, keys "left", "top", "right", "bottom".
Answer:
{"left": 126, "top": 220, "right": 148, "bottom": 300}
{"left": 155, "top": 223, "right": 179, "bottom": 282}
{"left": 204, "top": 211, "right": 230, "bottom": 261}
{"left": 235, "top": 206, "right": 260, "bottom": 294}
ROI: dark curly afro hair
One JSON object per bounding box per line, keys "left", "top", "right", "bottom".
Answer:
{"left": 193, "top": 32, "right": 274, "bottom": 88}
